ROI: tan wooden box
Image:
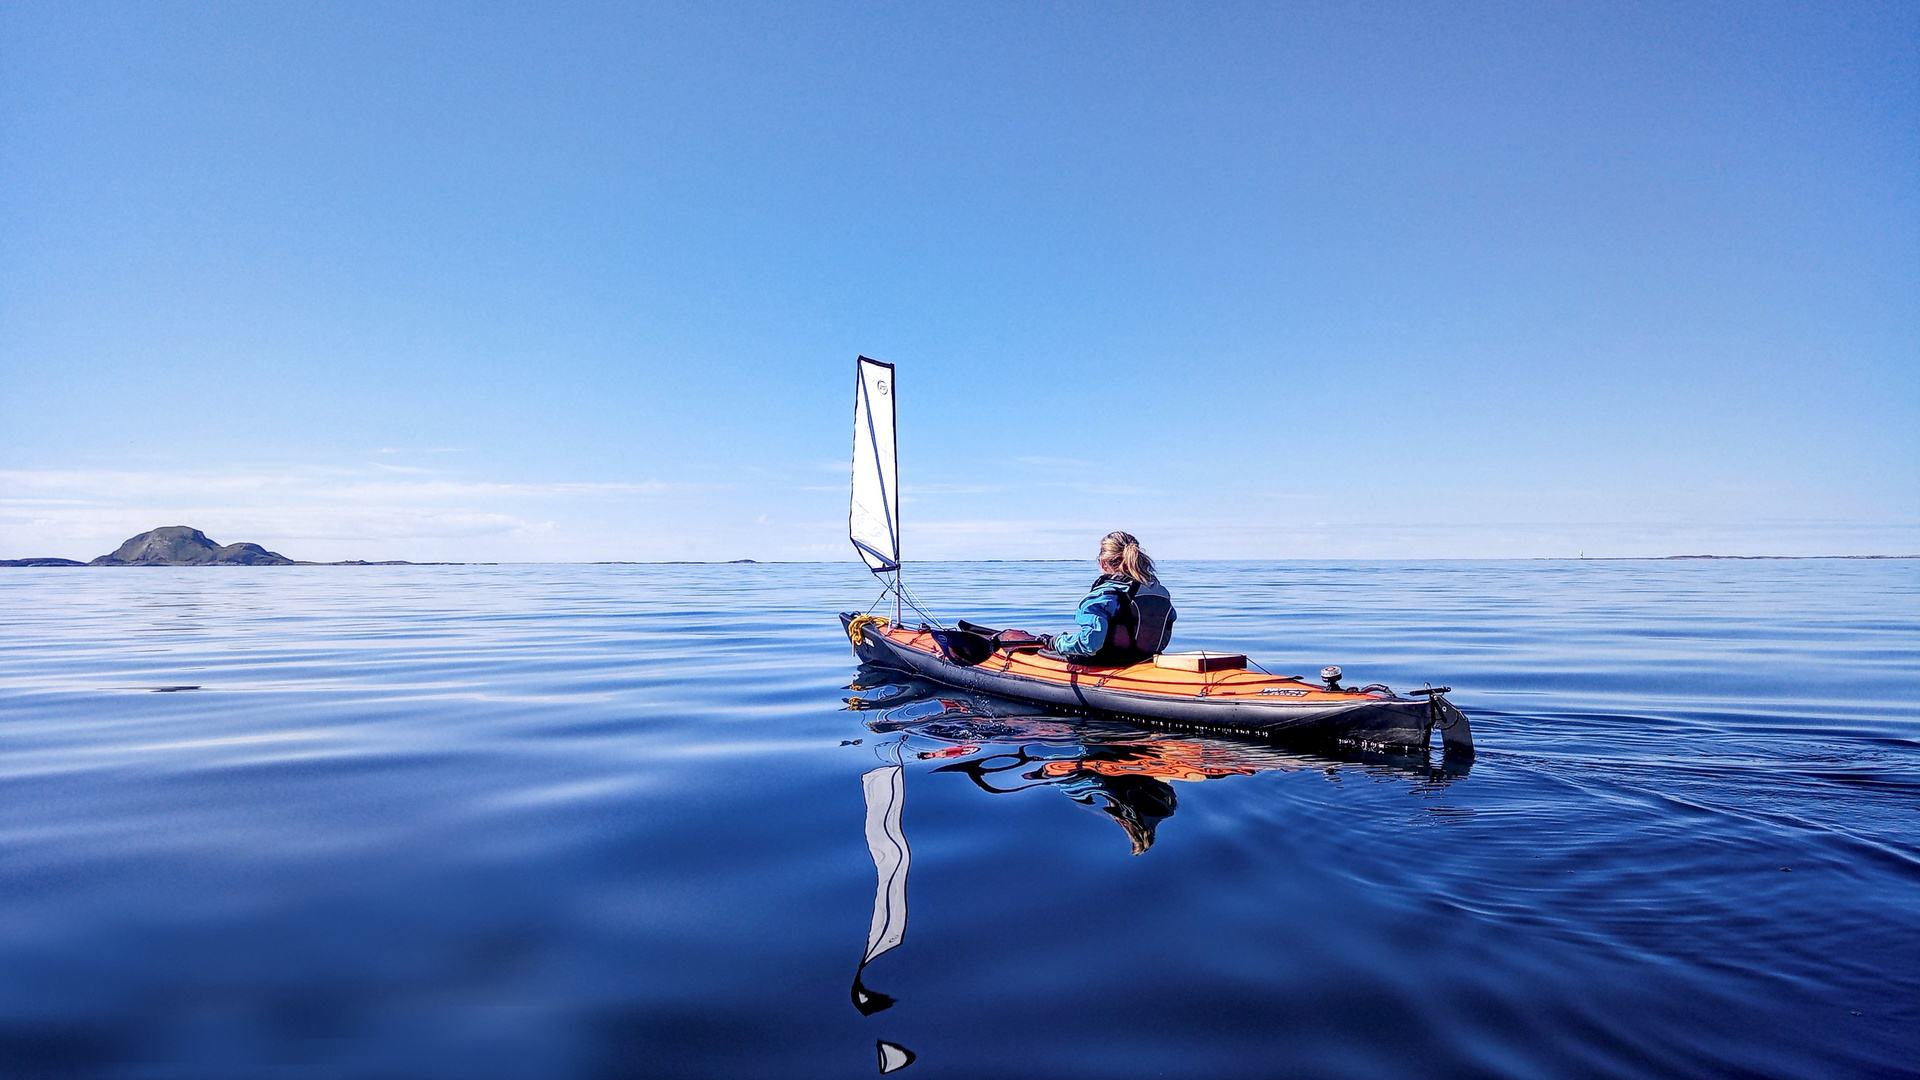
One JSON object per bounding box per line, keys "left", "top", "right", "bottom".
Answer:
{"left": 1153, "top": 651, "right": 1248, "bottom": 672}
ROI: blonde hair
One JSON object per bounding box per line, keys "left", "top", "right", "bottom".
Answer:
{"left": 1099, "top": 531, "right": 1157, "bottom": 585}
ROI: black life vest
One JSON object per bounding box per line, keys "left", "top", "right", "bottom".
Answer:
{"left": 1086, "top": 574, "right": 1177, "bottom": 667}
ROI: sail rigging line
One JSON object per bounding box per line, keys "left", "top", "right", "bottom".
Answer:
{"left": 860, "top": 577, "right": 945, "bottom": 630}
{"left": 879, "top": 732, "right": 909, "bottom": 767}
{"left": 893, "top": 578, "right": 945, "bottom": 628}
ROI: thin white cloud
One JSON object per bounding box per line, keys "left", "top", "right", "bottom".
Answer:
{"left": 1037, "top": 481, "right": 1160, "bottom": 496}
{"left": 0, "top": 470, "right": 692, "bottom": 504}
{"left": 905, "top": 483, "right": 1002, "bottom": 495}
{"left": 0, "top": 468, "right": 709, "bottom": 562}
{"left": 4, "top": 470, "right": 1911, "bottom": 563}
{"left": 1013, "top": 455, "right": 1093, "bottom": 468}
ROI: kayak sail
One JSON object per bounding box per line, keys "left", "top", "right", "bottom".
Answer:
{"left": 850, "top": 356, "right": 900, "bottom": 575}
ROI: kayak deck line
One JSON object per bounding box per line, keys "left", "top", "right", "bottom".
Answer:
{"left": 935, "top": 630, "right": 1339, "bottom": 700}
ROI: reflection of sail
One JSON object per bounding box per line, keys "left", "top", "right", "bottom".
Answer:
{"left": 861, "top": 765, "right": 908, "bottom": 964}
{"left": 852, "top": 764, "right": 908, "bottom": 1017}
{"left": 877, "top": 1041, "right": 917, "bottom": 1073}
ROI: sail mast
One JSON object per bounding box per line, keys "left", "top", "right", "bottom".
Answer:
{"left": 895, "top": 407, "right": 901, "bottom": 632}
{"left": 850, "top": 356, "right": 902, "bottom": 622}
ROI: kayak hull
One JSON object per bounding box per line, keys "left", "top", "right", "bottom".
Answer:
{"left": 841, "top": 614, "right": 1467, "bottom": 750}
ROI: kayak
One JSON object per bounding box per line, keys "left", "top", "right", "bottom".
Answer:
{"left": 841, "top": 613, "right": 1472, "bottom": 752}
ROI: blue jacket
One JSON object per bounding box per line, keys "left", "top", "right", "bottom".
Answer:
{"left": 1053, "top": 576, "right": 1174, "bottom": 659}
{"left": 1052, "top": 578, "right": 1132, "bottom": 657}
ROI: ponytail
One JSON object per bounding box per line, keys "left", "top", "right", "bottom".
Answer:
{"left": 1099, "top": 530, "right": 1157, "bottom": 585}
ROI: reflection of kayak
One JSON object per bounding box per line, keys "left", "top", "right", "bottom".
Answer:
{"left": 1033, "top": 742, "right": 1264, "bottom": 784}
{"left": 847, "top": 666, "right": 1469, "bottom": 857}
{"left": 847, "top": 663, "right": 1471, "bottom": 782}
{"left": 841, "top": 614, "right": 1471, "bottom": 750}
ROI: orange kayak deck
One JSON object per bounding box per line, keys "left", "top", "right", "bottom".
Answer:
{"left": 879, "top": 625, "right": 1379, "bottom": 704}
{"left": 842, "top": 615, "right": 1472, "bottom": 752}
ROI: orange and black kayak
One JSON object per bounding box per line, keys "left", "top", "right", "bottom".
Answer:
{"left": 840, "top": 613, "right": 1472, "bottom": 752}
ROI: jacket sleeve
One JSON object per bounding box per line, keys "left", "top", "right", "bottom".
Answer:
{"left": 1053, "top": 588, "right": 1123, "bottom": 657}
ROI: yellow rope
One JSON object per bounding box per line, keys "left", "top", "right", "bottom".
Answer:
{"left": 846, "top": 614, "right": 890, "bottom": 645}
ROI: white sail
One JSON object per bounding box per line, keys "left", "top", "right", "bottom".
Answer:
{"left": 860, "top": 764, "right": 908, "bottom": 965}
{"left": 850, "top": 356, "right": 900, "bottom": 573}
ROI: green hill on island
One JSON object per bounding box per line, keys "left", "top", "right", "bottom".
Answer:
{"left": 0, "top": 526, "right": 416, "bottom": 567}
{"left": 89, "top": 526, "right": 295, "bottom": 566}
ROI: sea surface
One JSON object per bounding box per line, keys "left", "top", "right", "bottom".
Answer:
{"left": 0, "top": 560, "right": 1914, "bottom": 1079}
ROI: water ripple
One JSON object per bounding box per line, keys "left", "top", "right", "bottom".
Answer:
{"left": 0, "top": 561, "right": 1913, "bottom": 1078}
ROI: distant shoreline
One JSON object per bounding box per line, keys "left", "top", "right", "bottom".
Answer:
{"left": 0, "top": 559, "right": 458, "bottom": 567}
{"left": 5, "top": 554, "right": 1913, "bottom": 567}
{"left": 8, "top": 526, "right": 1917, "bottom": 567}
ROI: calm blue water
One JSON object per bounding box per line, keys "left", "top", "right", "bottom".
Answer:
{"left": 0, "top": 561, "right": 1914, "bottom": 1079}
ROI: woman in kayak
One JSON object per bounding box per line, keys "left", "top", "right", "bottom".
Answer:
{"left": 1043, "top": 531, "right": 1177, "bottom": 666}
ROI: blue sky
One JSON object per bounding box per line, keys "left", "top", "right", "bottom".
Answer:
{"left": 3, "top": 2, "right": 1914, "bottom": 561}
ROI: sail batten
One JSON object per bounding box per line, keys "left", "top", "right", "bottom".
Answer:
{"left": 850, "top": 357, "right": 900, "bottom": 574}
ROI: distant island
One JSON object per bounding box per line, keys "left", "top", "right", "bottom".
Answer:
{"left": 0, "top": 526, "right": 415, "bottom": 567}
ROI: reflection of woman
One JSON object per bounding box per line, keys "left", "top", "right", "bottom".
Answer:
{"left": 1045, "top": 531, "right": 1176, "bottom": 666}
{"left": 1053, "top": 771, "right": 1177, "bottom": 855}
{"left": 930, "top": 747, "right": 1181, "bottom": 855}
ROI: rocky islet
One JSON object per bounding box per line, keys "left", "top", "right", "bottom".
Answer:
{"left": 0, "top": 527, "right": 410, "bottom": 567}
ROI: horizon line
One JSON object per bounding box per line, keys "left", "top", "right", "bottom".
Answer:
{"left": 7, "top": 554, "right": 1916, "bottom": 567}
